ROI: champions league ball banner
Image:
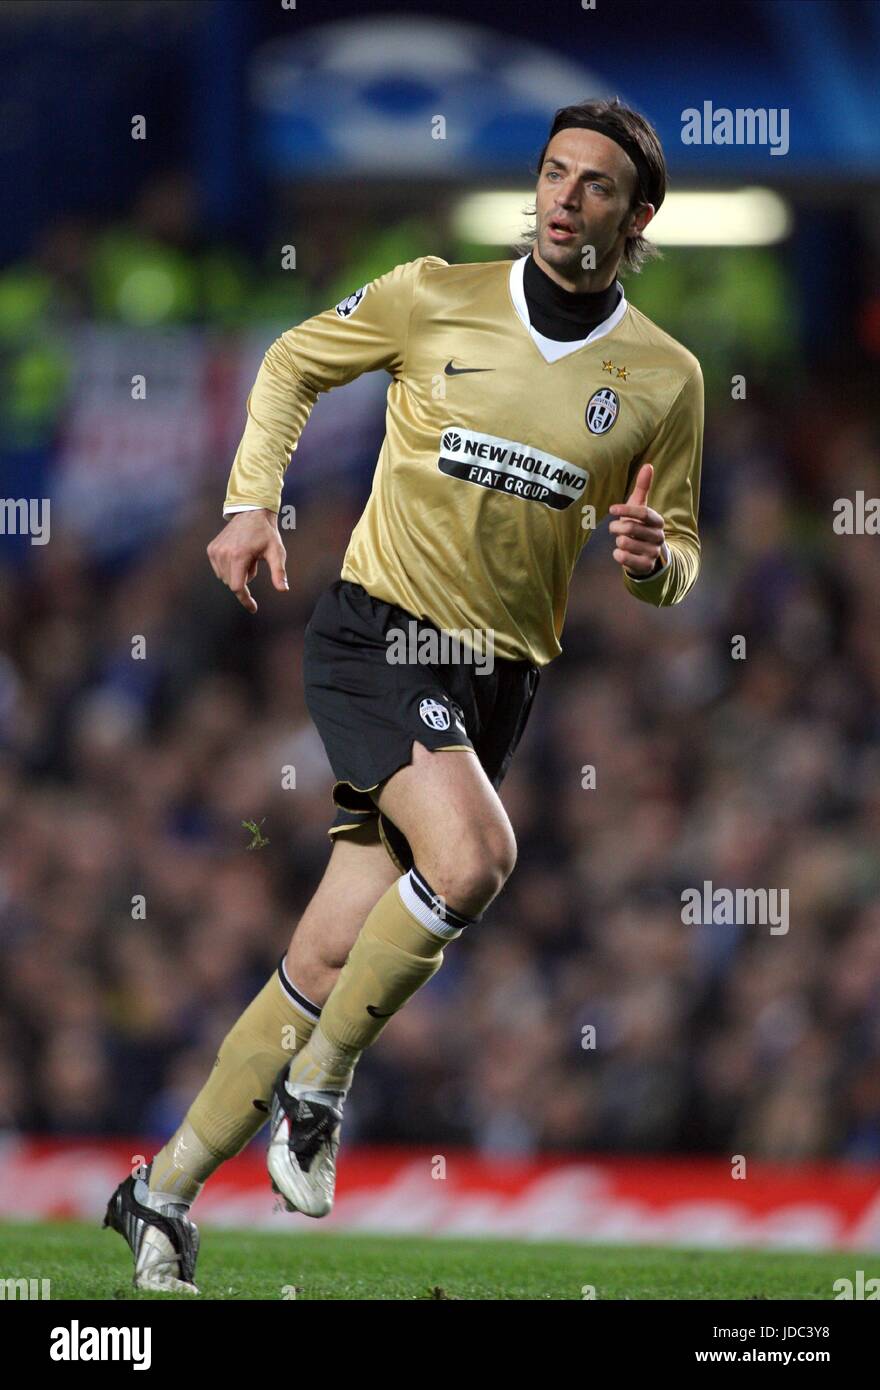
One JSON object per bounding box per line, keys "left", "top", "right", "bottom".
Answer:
{"left": 249, "top": 11, "right": 880, "bottom": 180}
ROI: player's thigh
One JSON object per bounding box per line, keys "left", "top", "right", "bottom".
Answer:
{"left": 374, "top": 741, "right": 517, "bottom": 911}
{"left": 285, "top": 821, "right": 399, "bottom": 975}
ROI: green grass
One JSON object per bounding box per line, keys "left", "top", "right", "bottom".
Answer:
{"left": 0, "top": 1221, "right": 866, "bottom": 1300}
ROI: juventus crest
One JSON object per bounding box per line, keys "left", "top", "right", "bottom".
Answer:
{"left": 586, "top": 388, "right": 619, "bottom": 435}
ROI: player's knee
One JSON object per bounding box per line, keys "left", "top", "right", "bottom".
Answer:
{"left": 435, "top": 820, "right": 517, "bottom": 915}
{"left": 487, "top": 819, "right": 518, "bottom": 885}
{"left": 284, "top": 938, "right": 344, "bottom": 1001}
{"left": 314, "top": 938, "right": 349, "bottom": 974}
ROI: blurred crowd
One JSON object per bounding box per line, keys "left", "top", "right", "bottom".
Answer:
{"left": 1, "top": 183, "right": 880, "bottom": 1165}
{"left": 0, "top": 169, "right": 798, "bottom": 469}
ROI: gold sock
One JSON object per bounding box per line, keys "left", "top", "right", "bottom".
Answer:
{"left": 286, "top": 870, "right": 467, "bottom": 1096}
{"left": 149, "top": 968, "right": 320, "bottom": 1203}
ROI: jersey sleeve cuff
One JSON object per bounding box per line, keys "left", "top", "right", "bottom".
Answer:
{"left": 624, "top": 542, "right": 670, "bottom": 583}
{"left": 223, "top": 503, "right": 274, "bottom": 518}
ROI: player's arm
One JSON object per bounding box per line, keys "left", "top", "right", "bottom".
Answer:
{"left": 609, "top": 363, "right": 704, "bottom": 606}
{"left": 209, "top": 256, "right": 440, "bottom": 611}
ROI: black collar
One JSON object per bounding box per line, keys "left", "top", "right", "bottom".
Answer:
{"left": 523, "top": 251, "right": 622, "bottom": 343}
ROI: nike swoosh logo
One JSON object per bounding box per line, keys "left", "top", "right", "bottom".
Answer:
{"left": 444, "top": 360, "right": 494, "bottom": 376}
{"left": 366, "top": 1005, "right": 394, "bottom": 1019}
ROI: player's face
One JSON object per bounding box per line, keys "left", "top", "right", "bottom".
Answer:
{"left": 533, "top": 128, "right": 653, "bottom": 287}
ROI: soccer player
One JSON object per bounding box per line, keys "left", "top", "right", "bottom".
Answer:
{"left": 105, "top": 97, "right": 703, "bottom": 1291}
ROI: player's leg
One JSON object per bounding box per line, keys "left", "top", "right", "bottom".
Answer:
{"left": 103, "top": 821, "right": 396, "bottom": 1291}
{"left": 268, "top": 740, "right": 516, "bottom": 1215}
{"left": 282, "top": 817, "right": 401, "bottom": 1003}
{"left": 153, "top": 823, "right": 396, "bottom": 1194}
{"left": 267, "top": 581, "right": 538, "bottom": 1216}
{"left": 374, "top": 740, "right": 517, "bottom": 909}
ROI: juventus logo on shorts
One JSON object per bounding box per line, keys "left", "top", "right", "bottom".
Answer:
{"left": 586, "top": 388, "right": 619, "bottom": 435}
{"left": 419, "top": 697, "right": 450, "bottom": 731}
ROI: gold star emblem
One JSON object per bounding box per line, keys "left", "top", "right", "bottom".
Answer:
{"left": 616, "top": 365, "right": 629, "bottom": 381}
{"left": 602, "top": 359, "right": 614, "bottom": 374}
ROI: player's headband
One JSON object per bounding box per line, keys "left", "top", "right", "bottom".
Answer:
{"left": 553, "top": 119, "right": 662, "bottom": 209}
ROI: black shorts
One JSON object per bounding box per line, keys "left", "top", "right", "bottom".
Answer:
{"left": 302, "top": 579, "right": 540, "bottom": 873}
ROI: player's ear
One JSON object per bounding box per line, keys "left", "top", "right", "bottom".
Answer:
{"left": 628, "top": 202, "right": 655, "bottom": 238}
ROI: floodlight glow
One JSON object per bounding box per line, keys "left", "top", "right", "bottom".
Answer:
{"left": 452, "top": 187, "right": 792, "bottom": 248}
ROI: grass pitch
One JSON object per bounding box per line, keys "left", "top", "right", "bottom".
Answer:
{"left": 0, "top": 1221, "right": 859, "bottom": 1299}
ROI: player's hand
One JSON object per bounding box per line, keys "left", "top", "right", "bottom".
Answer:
{"left": 608, "top": 463, "right": 668, "bottom": 578}
{"left": 206, "top": 509, "right": 288, "bottom": 614}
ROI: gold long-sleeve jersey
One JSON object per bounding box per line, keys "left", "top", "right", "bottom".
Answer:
{"left": 224, "top": 254, "right": 704, "bottom": 667}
